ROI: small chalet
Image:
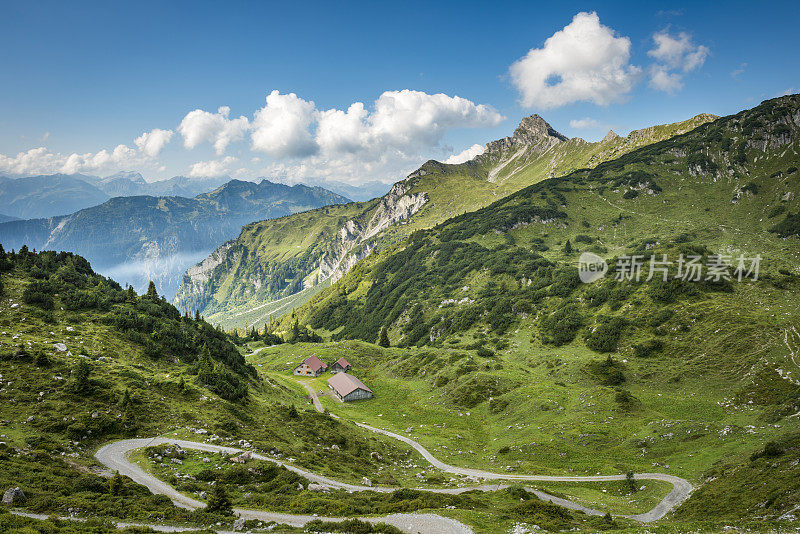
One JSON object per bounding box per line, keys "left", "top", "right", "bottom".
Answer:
{"left": 294, "top": 355, "right": 328, "bottom": 377}
{"left": 330, "top": 357, "right": 352, "bottom": 373}
{"left": 328, "top": 372, "right": 373, "bottom": 402}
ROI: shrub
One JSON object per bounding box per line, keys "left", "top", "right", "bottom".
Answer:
{"left": 22, "top": 280, "right": 54, "bottom": 309}
{"left": 632, "top": 338, "right": 664, "bottom": 357}
{"left": 622, "top": 189, "right": 639, "bottom": 199}
{"left": 588, "top": 356, "right": 626, "bottom": 386}
{"left": 584, "top": 317, "right": 627, "bottom": 353}
{"left": 539, "top": 304, "right": 583, "bottom": 346}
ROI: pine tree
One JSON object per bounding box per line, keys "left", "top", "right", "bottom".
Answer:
{"left": 563, "top": 240, "right": 573, "bottom": 254}
{"left": 206, "top": 483, "right": 233, "bottom": 515}
{"left": 72, "top": 359, "right": 92, "bottom": 392}
{"left": 378, "top": 326, "right": 390, "bottom": 348}
{"left": 109, "top": 471, "right": 125, "bottom": 495}
{"left": 626, "top": 471, "right": 637, "bottom": 493}
{"left": 146, "top": 281, "right": 159, "bottom": 300}
{"left": 197, "top": 345, "right": 214, "bottom": 382}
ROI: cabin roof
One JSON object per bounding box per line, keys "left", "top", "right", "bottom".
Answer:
{"left": 328, "top": 372, "right": 372, "bottom": 397}
{"left": 296, "top": 355, "right": 327, "bottom": 373}
{"left": 335, "top": 357, "right": 351, "bottom": 368}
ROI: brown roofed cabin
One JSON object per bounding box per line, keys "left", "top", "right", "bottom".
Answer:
{"left": 328, "top": 372, "right": 373, "bottom": 402}
{"left": 294, "top": 355, "right": 328, "bottom": 377}
{"left": 330, "top": 357, "right": 351, "bottom": 373}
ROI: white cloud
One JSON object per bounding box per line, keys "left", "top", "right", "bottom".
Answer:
{"left": 188, "top": 156, "right": 238, "bottom": 177}
{"left": 178, "top": 106, "right": 249, "bottom": 154}
{"left": 648, "top": 65, "right": 684, "bottom": 93}
{"left": 251, "top": 91, "right": 317, "bottom": 158}
{"left": 2, "top": 89, "right": 502, "bottom": 185}
{"left": 315, "top": 90, "right": 503, "bottom": 155}
{"left": 444, "top": 144, "right": 485, "bottom": 164}
{"left": 0, "top": 144, "right": 144, "bottom": 176}
{"left": 509, "top": 12, "right": 641, "bottom": 109}
{"left": 648, "top": 31, "right": 708, "bottom": 72}
{"left": 569, "top": 117, "right": 602, "bottom": 129}
{"left": 731, "top": 63, "right": 747, "bottom": 78}
{"left": 134, "top": 128, "right": 174, "bottom": 157}
{"left": 647, "top": 31, "right": 709, "bottom": 93}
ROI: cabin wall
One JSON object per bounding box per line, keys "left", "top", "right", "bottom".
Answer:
{"left": 343, "top": 388, "right": 373, "bottom": 402}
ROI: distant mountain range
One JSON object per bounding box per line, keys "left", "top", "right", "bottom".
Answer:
{"left": 0, "top": 171, "right": 230, "bottom": 219}
{"left": 0, "top": 179, "right": 349, "bottom": 298}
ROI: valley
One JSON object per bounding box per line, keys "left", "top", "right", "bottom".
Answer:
{"left": 2, "top": 95, "right": 800, "bottom": 534}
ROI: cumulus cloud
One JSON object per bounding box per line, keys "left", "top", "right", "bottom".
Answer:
{"left": 0, "top": 144, "right": 143, "bottom": 176}
{"left": 251, "top": 91, "right": 318, "bottom": 158}
{"left": 2, "top": 89, "right": 502, "bottom": 184}
{"left": 188, "top": 156, "right": 238, "bottom": 177}
{"left": 444, "top": 144, "right": 485, "bottom": 164}
{"left": 647, "top": 31, "right": 709, "bottom": 93}
{"left": 134, "top": 128, "right": 174, "bottom": 157}
{"left": 509, "top": 12, "right": 641, "bottom": 109}
{"left": 315, "top": 90, "right": 502, "bottom": 155}
{"left": 648, "top": 66, "right": 684, "bottom": 93}
{"left": 178, "top": 106, "right": 249, "bottom": 154}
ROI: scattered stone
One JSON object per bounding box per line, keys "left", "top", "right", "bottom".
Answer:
{"left": 331, "top": 444, "right": 340, "bottom": 451}
{"left": 307, "top": 483, "right": 331, "bottom": 492}
{"left": 172, "top": 458, "right": 183, "bottom": 465}
{"left": 53, "top": 343, "right": 67, "bottom": 352}
{"left": 361, "top": 477, "right": 372, "bottom": 487}
{"left": 370, "top": 451, "right": 383, "bottom": 461}
{"left": 232, "top": 517, "right": 245, "bottom": 531}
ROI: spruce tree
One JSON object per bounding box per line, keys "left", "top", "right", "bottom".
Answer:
{"left": 206, "top": 483, "right": 233, "bottom": 515}
{"left": 146, "top": 281, "right": 159, "bottom": 300}
{"left": 563, "top": 240, "right": 573, "bottom": 254}
{"left": 378, "top": 326, "right": 390, "bottom": 348}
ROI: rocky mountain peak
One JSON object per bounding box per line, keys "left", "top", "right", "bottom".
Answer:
{"left": 602, "top": 130, "right": 621, "bottom": 143}
{"left": 512, "top": 114, "right": 568, "bottom": 144}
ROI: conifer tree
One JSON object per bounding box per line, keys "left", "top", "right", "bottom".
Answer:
{"left": 146, "top": 281, "right": 159, "bottom": 300}
{"left": 206, "top": 483, "right": 233, "bottom": 515}
{"left": 378, "top": 326, "right": 390, "bottom": 348}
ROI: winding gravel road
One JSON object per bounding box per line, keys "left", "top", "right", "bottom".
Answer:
{"left": 86, "top": 379, "right": 692, "bottom": 533}
{"left": 298, "top": 381, "right": 693, "bottom": 523}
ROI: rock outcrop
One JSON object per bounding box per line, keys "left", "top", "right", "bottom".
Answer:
{"left": 3, "top": 487, "right": 25, "bottom": 504}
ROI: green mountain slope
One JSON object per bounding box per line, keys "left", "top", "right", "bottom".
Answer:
{"left": 0, "top": 247, "right": 439, "bottom": 529}
{"left": 0, "top": 179, "right": 349, "bottom": 298}
{"left": 178, "top": 112, "right": 716, "bottom": 329}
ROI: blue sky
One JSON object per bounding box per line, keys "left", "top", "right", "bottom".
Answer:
{"left": 0, "top": 0, "right": 798, "bottom": 186}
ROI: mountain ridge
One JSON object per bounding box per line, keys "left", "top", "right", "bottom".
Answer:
{"left": 177, "top": 110, "right": 719, "bottom": 328}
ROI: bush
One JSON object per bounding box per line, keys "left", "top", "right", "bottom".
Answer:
{"left": 584, "top": 317, "right": 627, "bottom": 353}
{"left": 588, "top": 356, "right": 626, "bottom": 386}
{"left": 539, "top": 304, "right": 583, "bottom": 346}
{"left": 22, "top": 280, "right": 55, "bottom": 309}
{"left": 750, "top": 440, "right": 785, "bottom": 461}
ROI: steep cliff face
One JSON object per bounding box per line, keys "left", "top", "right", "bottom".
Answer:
{"left": 317, "top": 181, "right": 428, "bottom": 283}
{"left": 177, "top": 111, "right": 720, "bottom": 329}
{"left": 173, "top": 176, "right": 429, "bottom": 320}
